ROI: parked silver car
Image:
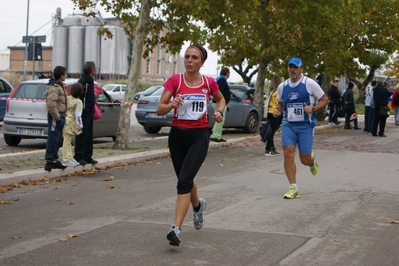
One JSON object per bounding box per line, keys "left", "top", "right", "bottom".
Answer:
{"left": 2, "top": 78, "right": 121, "bottom": 146}
{"left": 135, "top": 86, "right": 261, "bottom": 134}
{"left": 134, "top": 85, "right": 162, "bottom": 101}
{"left": 102, "top": 83, "right": 127, "bottom": 102}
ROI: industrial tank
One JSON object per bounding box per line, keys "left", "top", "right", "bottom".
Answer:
{"left": 63, "top": 15, "right": 81, "bottom": 26}
{"left": 115, "top": 27, "right": 129, "bottom": 77}
{"left": 67, "top": 26, "right": 85, "bottom": 77}
{"left": 81, "top": 16, "right": 102, "bottom": 26}
{"left": 100, "top": 26, "right": 117, "bottom": 79}
{"left": 52, "top": 26, "right": 69, "bottom": 68}
{"left": 84, "top": 26, "right": 101, "bottom": 65}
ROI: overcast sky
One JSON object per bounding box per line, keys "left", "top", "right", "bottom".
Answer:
{"left": 0, "top": 0, "right": 244, "bottom": 82}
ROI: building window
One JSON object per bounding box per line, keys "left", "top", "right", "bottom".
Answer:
{"left": 156, "top": 60, "right": 160, "bottom": 74}
{"left": 146, "top": 58, "right": 150, "bottom": 74}
{"left": 157, "top": 45, "right": 161, "bottom": 58}
{"left": 173, "top": 62, "right": 176, "bottom": 74}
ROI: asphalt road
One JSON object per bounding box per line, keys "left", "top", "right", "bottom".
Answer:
{"left": 0, "top": 119, "right": 398, "bottom": 265}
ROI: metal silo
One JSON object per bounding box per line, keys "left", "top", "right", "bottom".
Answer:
{"left": 68, "top": 26, "right": 85, "bottom": 77}
{"left": 81, "top": 16, "right": 102, "bottom": 26}
{"left": 84, "top": 26, "right": 101, "bottom": 65}
{"left": 116, "top": 27, "right": 129, "bottom": 77}
{"left": 52, "top": 26, "right": 69, "bottom": 68}
{"left": 63, "top": 15, "right": 81, "bottom": 27}
{"left": 100, "top": 26, "right": 117, "bottom": 79}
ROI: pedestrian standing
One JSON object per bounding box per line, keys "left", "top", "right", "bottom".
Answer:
{"left": 327, "top": 79, "right": 342, "bottom": 125}
{"left": 364, "top": 80, "right": 376, "bottom": 134}
{"left": 342, "top": 82, "right": 360, "bottom": 130}
{"left": 62, "top": 83, "right": 84, "bottom": 167}
{"left": 156, "top": 44, "right": 226, "bottom": 246}
{"left": 372, "top": 80, "right": 391, "bottom": 137}
{"left": 273, "top": 57, "right": 328, "bottom": 199}
{"left": 74, "top": 61, "right": 98, "bottom": 166}
{"left": 391, "top": 86, "right": 399, "bottom": 126}
{"left": 44, "top": 66, "right": 68, "bottom": 172}
{"left": 210, "top": 66, "right": 231, "bottom": 142}
{"left": 264, "top": 75, "right": 283, "bottom": 156}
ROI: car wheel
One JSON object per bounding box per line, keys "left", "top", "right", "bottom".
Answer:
{"left": 243, "top": 112, "right": 258, "bottom": 133}
{"left": 4, "top": 135, "right": 22, "bottom": 146}
{"left": 144, "top": 126, "right": 161, "bottom": 134}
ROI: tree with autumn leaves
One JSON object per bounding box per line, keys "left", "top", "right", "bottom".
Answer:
{"left": 72, "top": 0, "right": 399, "bottom": 149}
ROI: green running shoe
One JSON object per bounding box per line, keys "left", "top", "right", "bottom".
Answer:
{"left": 310, "top": 152, "right": 319, "bottom": 176}
{"left": 283, "top": 185, "right": 299, "bottom": 199}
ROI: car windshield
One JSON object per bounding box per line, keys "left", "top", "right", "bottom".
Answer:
{"left": 13, "top": 83, "right": 47, "bottom": 99}
{"left": 103, "top": 85, "right": 115, "bottom": 91}
{"left": 151, "top": 87, "right": 164, "bottom": 95}
{"left": 145, "top": 86, "right": 161, "bottom": 93}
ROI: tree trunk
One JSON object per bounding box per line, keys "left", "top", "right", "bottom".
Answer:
{"left": 113, "top": 0, "right": 151, "bottom": 150}
{"left": 254, "top": 60, "right": 267, "bottom": 111}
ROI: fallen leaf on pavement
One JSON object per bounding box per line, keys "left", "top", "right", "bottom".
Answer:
{"left": 67, "top": 201, "right": 73, "bottom": 205}
{"left": 59, "top": 238, "right": 68, "bottom": 242}
{"left": 103, "top": 176, "right": 115, "bottom": 181}
{"left": 12, "top": 236, "right": 22, "bottom": 239}
{"left": 68, "top": 233, "right": 78, "bottom": 238}
{"left": 218, "top": 164, "right": 224, "bottom": 167}
{"left": 388, "top": 220, "right": 399, "bottom": 224}
{"left": 108, "top": 184, "right": 114, "bottom": 189}
{"left": 1, "top": 200, "right": 11, "bottom": 204}
{"left": 55, "top": 198, "right": 62, "bottom": 201}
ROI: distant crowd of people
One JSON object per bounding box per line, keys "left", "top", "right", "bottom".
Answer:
{"left": 327, "top": 78, "right": 398, "bottom": 137}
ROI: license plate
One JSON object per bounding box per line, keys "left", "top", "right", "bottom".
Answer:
{"left": 17, "top": 128, "right": 44, "bottom": 135}
{"left": 146, "top": 113, "right": 165, "bottom": 118}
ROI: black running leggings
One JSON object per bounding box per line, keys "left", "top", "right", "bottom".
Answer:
{"left": 168, "top": 126, "right": 210, "bottom": 194}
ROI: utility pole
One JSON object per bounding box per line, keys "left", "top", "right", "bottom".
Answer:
{"left": 23, "top": 0, "right": 30, "bottom": 81}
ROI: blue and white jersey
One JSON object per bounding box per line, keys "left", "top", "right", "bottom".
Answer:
{"left": 277, "top": 76, "right": 325, "bottom": 127}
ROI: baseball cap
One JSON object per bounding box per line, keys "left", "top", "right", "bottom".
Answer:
{"left": 288, "top": 57, "right": 303, "bottom": 67}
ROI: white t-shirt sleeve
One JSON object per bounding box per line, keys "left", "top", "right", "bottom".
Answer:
{"left": 277, "top": 82, "right": 284, "bottom": 102}
{"left": 306, "top": 78, "right": 325, "bottom": 99}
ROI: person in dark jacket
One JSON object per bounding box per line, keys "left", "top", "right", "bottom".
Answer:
{"left": 210, "top": 67, "right": 231, "bottom": 142}
{"left": 74, "top": 61, "right": 98, "bottom": 165}
{"left": 342, "top": 82, "right": 360, "bottom": 130}
{"left": 372, "top": 80, "right": 391, "bottom": 137}
{"left": 327, "top": 79, "right": 342, "bottom": 125}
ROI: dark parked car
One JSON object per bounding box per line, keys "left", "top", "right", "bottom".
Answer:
{"left": 2, "top": 78, "right": 121, "bottom": 146}
{"left": 0, "top": 77, "right": 14, "bottom": 121}
{"left": 135, "top": 86, "right": 261, "bottom": 134}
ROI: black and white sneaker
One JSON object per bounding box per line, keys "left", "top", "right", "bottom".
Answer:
{"left": 193, "top": 197, "right": 206, "bottom": 230}
{"left": 166, "top": 226, "right": 181, "bottom": 246}
{"left": 265, "top": 149, "right": 278, "bottom": 156}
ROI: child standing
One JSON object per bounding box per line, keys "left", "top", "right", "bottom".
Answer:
{"left": 62, "top": 83, "right": 84, "bottom": 167}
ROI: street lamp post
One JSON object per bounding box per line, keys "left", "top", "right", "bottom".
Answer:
{"left": 23, "top": 0, "right": 30, "bottom": 81}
